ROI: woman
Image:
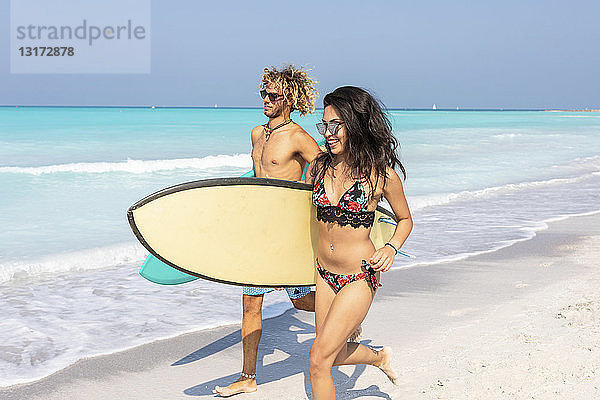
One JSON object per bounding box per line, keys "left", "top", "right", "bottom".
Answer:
{"left": 306, "top": 86, "right": 412, "bottom": 399}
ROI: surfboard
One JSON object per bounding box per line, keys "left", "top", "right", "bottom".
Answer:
{"left": 137, "top": 168, "right": 256, "bottom": 285}
{"left": 137, "top": 162, "right": 302, "bottom": 284}
{"left": 138, "top": 140, "right": 313, "bottom": 285}
{"left": 128, "top": 177, "right": 397, "bottom": 287}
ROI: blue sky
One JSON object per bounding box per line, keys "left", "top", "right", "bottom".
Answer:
{"left": 1, "top": 0, "right": 599, "bottom": 108}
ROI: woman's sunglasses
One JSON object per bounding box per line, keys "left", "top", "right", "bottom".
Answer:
{"left": 260, "top": 90, "right": 284, "bottom": 102}
{"left": 316, "top": 121, "right": 344, "bottom": 136}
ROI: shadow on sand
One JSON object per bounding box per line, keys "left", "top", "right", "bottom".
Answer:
{"left": 176, "top": 309, "right": 391, "bottom": 399}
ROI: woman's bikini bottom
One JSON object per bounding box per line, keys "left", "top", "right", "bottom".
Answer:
{"left": 316, "top": 259, "right": 381, "bottom": 293}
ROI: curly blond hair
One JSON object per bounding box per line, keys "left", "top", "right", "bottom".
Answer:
{"left": 260, "top": 65, "right": 317, "bottom": 116}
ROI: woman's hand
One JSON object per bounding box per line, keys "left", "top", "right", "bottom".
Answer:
{"left": 369, "top": 246, "right": 396, "bottom": 272}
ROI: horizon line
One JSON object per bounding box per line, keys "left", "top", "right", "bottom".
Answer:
{"left": 0, "top": 105, "right": 571, "bottom": 112}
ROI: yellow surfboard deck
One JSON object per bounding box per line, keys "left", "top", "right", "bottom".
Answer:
{"left": 128, "top": 178, "right": 396, "bottom": 287}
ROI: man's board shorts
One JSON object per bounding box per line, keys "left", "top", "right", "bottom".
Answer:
{"left": 242, "top": 286, "right": 311, "bottom": 299}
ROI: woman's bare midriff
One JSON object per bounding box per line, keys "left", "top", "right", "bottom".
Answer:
{"left": 316, "top": 222, "right": 376, "bottom": 274}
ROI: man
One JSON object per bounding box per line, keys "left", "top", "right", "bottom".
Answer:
{"left": 214, "top": 65, "right": 321, "bottom": 397}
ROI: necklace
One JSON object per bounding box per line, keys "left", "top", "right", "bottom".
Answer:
{"left": 264, "top": 119, "right": 292, "bottom": 141}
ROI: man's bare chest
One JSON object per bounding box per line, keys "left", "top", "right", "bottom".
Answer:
{"left": 252, "top": 136, "right": 294, "bottom": 168}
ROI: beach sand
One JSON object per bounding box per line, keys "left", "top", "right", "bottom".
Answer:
{"left": 2, "top": 213, "right": 599, "bottom": 399}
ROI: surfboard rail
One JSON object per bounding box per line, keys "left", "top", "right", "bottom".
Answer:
{"left": 129, "top": 177, "right": 312, "bottom": 212}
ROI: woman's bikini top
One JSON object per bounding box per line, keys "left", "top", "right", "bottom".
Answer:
{"left": 312, "top": 176, "right": 375, "bottom": 228}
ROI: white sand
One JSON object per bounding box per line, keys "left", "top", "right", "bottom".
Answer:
{"left": 2, "top": 213, "right": 599, "bottom": 399}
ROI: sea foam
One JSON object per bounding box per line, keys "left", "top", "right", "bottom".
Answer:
{"left": 409, "top": 170, "right": 600, "bottom": 212}
{"left": 0, "top": 242, "right": 147, "bottom": 284}
{"left": 0, "top": 154, "right": 252, "bottom": 175}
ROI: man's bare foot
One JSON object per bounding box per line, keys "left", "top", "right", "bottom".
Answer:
{"left": 213, "top": 377, "right": 257, "bottom": 397}
{"left": 348, "top": 325, "right": 362, "bottom": 343}
{"left": 376, "top": 346, "right": 398, "bottom": 385}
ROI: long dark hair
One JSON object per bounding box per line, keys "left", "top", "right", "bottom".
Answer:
{"left": 310, "top": 86, "right": 405, "bottom": 196}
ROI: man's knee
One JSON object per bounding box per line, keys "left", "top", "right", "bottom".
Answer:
{"left": 291, "top": 291, "right": 315, "bottom": 312}
{"left": 243, "top": 294, "right": 264, "bottom": 316}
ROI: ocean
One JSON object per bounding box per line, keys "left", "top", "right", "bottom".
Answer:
{"left": 1, "top": 107, "right": 599, "bottom": 386}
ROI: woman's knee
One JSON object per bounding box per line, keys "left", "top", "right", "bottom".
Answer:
{"left": 309, "top": 341, "right": 334, "bottom": 376}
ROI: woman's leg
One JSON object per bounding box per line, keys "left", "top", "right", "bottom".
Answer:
{"left": 314, "top": 270, "right": 337, "bottom": 335}
{"left": 333, "top": 343, "right": 397, "bottom": 385}
{"left": 310, "top": 277, "right": 383, "bottom": 400}
{"left": 314, "top": 268, "right": 362, "bottom": 338}
{"left": 309, "top": 272, "right": 338, "bottom": 399}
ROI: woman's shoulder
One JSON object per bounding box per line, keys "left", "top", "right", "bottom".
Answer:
{"left": 364, "top": 166, "right": 399, "bottom": 198}
{"left": 381, "top": 166, "right": 405, "bottom": 194}
{"left": 385, "top": 165, "right": 402, "bottom": 181}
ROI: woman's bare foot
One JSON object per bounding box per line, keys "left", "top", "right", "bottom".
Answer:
{"left": 376, "top": 346, "right": 398, "bottom": 385}
{"left": 213, "top": 376, "right": 257, "bottom": 397}
{"left": 348, "top": 325, "right": 362, "bottom": 342}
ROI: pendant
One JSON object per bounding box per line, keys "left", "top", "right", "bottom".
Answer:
{"left": 330, "top": 243, "right": 334, "bottom": 251}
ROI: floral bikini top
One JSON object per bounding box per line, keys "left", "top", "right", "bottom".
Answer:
{"left": 312, "top": 177, "right": 375, "bottom": 228}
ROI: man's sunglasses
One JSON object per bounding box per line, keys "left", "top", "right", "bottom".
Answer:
{"left": 316, "top": 121, "right": 344, "bottom": 136}
{"left": 260, "top": 90, "right": 284, "bottom": 102}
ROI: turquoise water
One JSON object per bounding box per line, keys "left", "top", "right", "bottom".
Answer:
{"left": 1, "top": 107, "right": 599, "bottom": 385}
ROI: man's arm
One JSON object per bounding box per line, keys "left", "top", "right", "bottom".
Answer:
{"left": 250, "top": 125, "right": 262, "bottom": 147}
{"left": 304, "top": 160, "right": 317, "bottom": 185}
{"left": 292, "top": 130, "right": 321, "bottom": 164}
{"left": 249, "top": 126, "right": 263, "bottom": 177}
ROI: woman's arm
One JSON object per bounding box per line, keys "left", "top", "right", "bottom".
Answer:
{"left": 369, "top": 166, "right": 413, "bottom": 272}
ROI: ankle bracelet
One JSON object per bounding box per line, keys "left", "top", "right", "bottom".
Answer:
{"left": 241, "top": 372, "right": 256, "bottom": 379}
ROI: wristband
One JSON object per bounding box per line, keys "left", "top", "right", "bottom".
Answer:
{"left": 384, "top": 242, "right": 398, "bottom": 254}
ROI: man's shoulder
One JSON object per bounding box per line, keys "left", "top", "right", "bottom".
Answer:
{"left": 290, "top": 122, "right": 309, "bottom": 135}
{"left": 288, "top": 123, "right": 315, "bottom": 143}
{"left": 250, "top": 125, "right": 264, "bottom": 142}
